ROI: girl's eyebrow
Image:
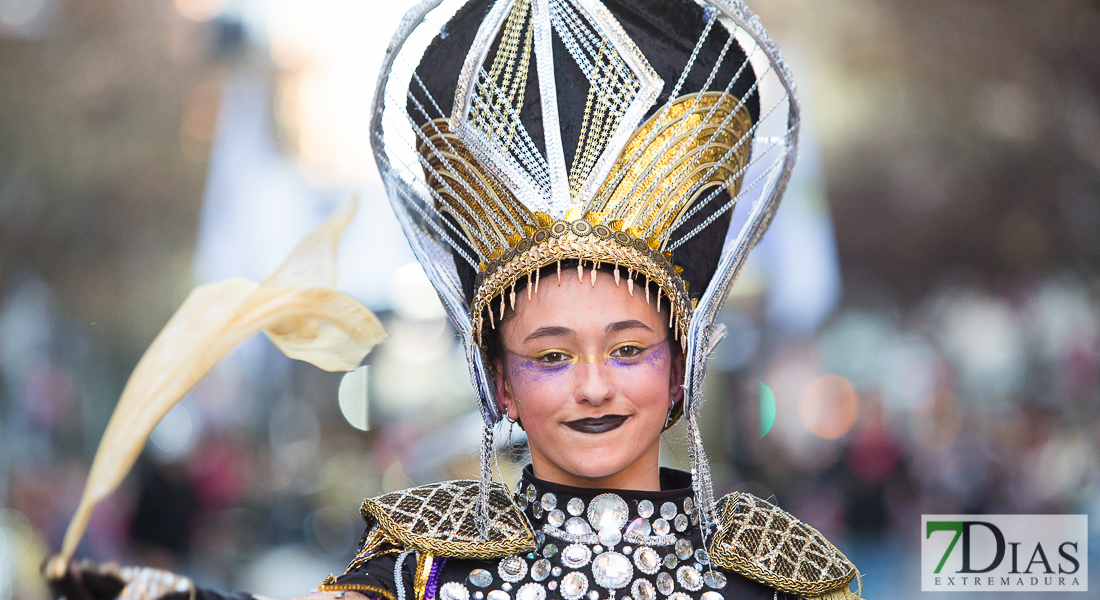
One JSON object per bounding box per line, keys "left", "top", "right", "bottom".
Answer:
{"left": 606, "top": 319, "right": 653, "bottom": 334}
{"left": 523, "top": 325, "right": 574, "bottom": 342}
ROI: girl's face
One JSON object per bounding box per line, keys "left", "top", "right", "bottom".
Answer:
{"left": 494, "top": 268, "right": 683, "bottom": 491}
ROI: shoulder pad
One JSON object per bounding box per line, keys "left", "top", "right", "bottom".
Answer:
{"left": 360, "top": 480, "right": 536, "bottom": 560}
{"left": 710, "top": 492, "right": 860, "bottom": 598}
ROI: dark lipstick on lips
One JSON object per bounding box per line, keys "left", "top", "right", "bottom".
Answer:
{"left": 565, "top": 415, "right": 629, "bottom": 434}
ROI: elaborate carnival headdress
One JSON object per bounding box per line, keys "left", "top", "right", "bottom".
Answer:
{"left": 372, "top": 0, "right": 800, "bottom": 537}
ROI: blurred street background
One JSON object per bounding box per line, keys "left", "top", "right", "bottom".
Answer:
{"left": 1, "top": 1, "right": 1099, "bottom": 599}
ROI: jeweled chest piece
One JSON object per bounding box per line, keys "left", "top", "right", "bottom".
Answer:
{"left": 491, "top": 477, "right": 724, "bottom": 600}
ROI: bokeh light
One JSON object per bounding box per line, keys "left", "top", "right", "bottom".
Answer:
{"left": 796, "top": 374, "right": 859, "bottom": 440}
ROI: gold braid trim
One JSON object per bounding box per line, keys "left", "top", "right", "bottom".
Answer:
{"left": 413, "top": 553, "right": 434, "bottom": 600}
{"left": 316, "top": 583, "right": 397, "bottom": 600}
{"left": 360, "top": 480, "right": 535, "bottom": 560}
{"left": 472, "top": 221, "right": 692, "bottom": 347}
{"left": 709, "top": 492, "right": 860, "bottom": 598}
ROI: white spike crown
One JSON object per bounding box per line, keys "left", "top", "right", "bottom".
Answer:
{"left": 370, "top": 0, "right": 800, "bottom": 538}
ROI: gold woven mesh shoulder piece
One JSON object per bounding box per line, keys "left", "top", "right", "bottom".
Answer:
{"left": 708, "top": 492, "right": 861, "bottom": 598}
{"left": 360, "top": 480, "right": 535, "bottom": 559}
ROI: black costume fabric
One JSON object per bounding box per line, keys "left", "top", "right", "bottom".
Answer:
{"left": 331, "top": 467, "right": 781, "bottom": 600}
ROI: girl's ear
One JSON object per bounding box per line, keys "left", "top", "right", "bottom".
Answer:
{"left": 494, "top": 360, "right": 519, "bottom": 421}
{"left": 668, "top": 345, "right": 685, "bottom": 406}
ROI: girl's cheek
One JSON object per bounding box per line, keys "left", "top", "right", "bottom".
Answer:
{"left": 606, "top": 343, "right": 670, "bottom": 372}
{"left": 506, "top": 355, "right": 573, "bottom": 393}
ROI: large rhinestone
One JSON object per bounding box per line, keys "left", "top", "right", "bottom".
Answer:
{"left": 701, "top": 593, "right": 723, "bottom": 600}
{"left": 548, "top": 509, "right": 566, "bottom": 528}
{"left": 631, "top": 579, "right": 656, "bottom": 600}
{"left": 676, "top": 567, "right": 703, "bottom": 591}
{"left": 637, "top": 500, "right": 654, "bottom": 518}
{"left": 499, "top": 556, "right": 528, "bottom": 583}
{"left": 561, "top": 543, "right": 593, "bottom": 569}
{"left": 655, "top": 573, "right": 674, "bottom": 596}
{"left": 598, "top": 527, "right": 622, "bottom": 547}
{"left": 567, "top": 498, "right": 585, "bottom": 516}
{"left": 703, "top": 570, "right": 726, "bottom": 590}
{"left": 588, "top": 494, "right": 629, "bottom": 531}
{"left": 559, "top": 572, "right": 589, "bottom": 600}
{"left": 652, "top": 519, "right": 670, "bottom": 536}
{"left": 659, "top": 503, "right": 676, "bottom": 520}
{"left": 541, "top": 494, "right": 557, "bottom": 511}
{"left": 592, "top": 551, "right": 633, "bottom": 590}
{"left": 674, "top": 539, "right": 693, "bottom": 561}
{"left": 673, "top": 514, "right": 688, "bottom": 532}
{"left": 564, "top": 517, "right": 593, "bottom": 536}
{"left": 468, "top": 569, "right": 493, "bottom": 588}
{"left": 516, "top": 583, "right": 546, "bottom": 600}
{"left": 487, "top": 591, "right": 510, "bottom": 600}
{"left": 625, "top": 517, "right": 651, "bottom": 538}
{"left": 440, "top": 582, "right": 471, "bottom": 600}
{"left": 531, "top": 559, "right": 551, "bottom": 582}
{"left": 633, "top": 546, "right": 660, "bottom": 574}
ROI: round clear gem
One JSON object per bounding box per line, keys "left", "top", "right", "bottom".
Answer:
{"left": 674, "top": 539, "right": 692, "bottom": 561}
{"left": 562, "top": 543, "right": 593, "bottom": 569}
{"left": 598, "top": 527, "right": 622, "bottom": 548}
{"left": 587, "top": 592, "right": 598, "bottom": 600}
{"left": 631, "top": 579, "right": 656, "bottom": 600}
{"left": 676, "top": 567, "right": 703, "bottom": 591}
{"left": 637, "top": 500, "right": 654, "bottom": 519}
{"left": 623, "top": 546, "right": 632, "bottom": 555}
{"left": 567, "top": 498, "right": 585, "bottom": 516}
{"left": 547, "top": 582, "right": 557, "bottom": 592}
{"left": 659, "top": 502, "right": 676, "bottom": 520}
{"left": 673, "top": 514, "right": 688, "bottom": 532}
{"left": 499, "top": 556, "right": 528, "bottom": 583}
{"left": 531, "top": 559, "right": 551, "bottom": 582}
{"left": 543, "top": 543, "right": 558, "bottom": 558}
{"left": 488, "top": 590, "right": 510, "bottom": 600}
{"left": 652, "top": 519, "right": 670, "bottom": 536}
{"left": 701, "top": 593, "right": 722, "bottom": 600}
{"left": 526, "top": 486, "right": 538, "bottom": 502}
{"left": 541, "top": 494, "right": 557, "bottom": 511}
{"left": 669, "top": 594, "right": 691, "bottom": 600}
{"left": 469, "top": 569, "right": 493, "bottom": 588}
{"left": 633, "top": 546, "right": 660, "bottom": 574}
{"left": 593, "top": 545, "right": 603, "bottom": 554}
{"left": 663, "top": 553, "right": 678, "bottom": 570}
{"left": 516, "top": 583, "right": 546, "bottom": 600}
{"left": 656, "top": 573, "right": 674, "bottom": 596}
{"left": 564, "top": 517, "right": 593, "bottom": 535}
{"left": 548, "top": 509, "right": 566, "bottom": 528}
{"left": 683, "top": 498, "right": 694, "bottom": 513}
{"left": 551, "top": 567, "right": 562, "bottom": 577}
{"left": 559, "top": 572, "right": 589, "bottom": 600}
{"left": 588, "top": 494, "right": 629, "bottom": 531}
{"left": 592, "top": 551, "right": 633, "bottom": 589}
{"left": 502, "top": 584, "right": 513, "bottom": 592}
{"left": 475, "top": 593, "right": 484, "bottom": 600}
{"left": 440, "top": 582, "right": 471, "bottom": 600}
{"left": 703, "top": 571, "right": 726, "bottom": 590}
{"left": 694, "top": 550, "right": 709, "bottom": 566}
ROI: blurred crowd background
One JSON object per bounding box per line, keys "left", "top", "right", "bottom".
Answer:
{"left": 1, "top": 1, "right": 1099, "bottom": 599}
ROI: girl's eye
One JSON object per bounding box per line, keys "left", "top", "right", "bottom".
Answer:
{"left": 537, "top": 352, "right": 570, "bottom": 364}
{"left": 612, "top": 345, "right": 643, "bottom": 358}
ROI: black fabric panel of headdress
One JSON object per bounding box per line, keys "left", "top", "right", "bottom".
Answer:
{"left": 410, "top": 0, "right": 760, "bottom": 306}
